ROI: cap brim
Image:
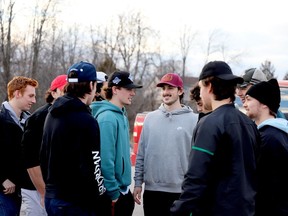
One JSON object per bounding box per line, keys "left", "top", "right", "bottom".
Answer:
{"left": 156, "top": 82, "right": 179, "bottom": 88}
{"left": 237, "top": 82, "right": 249, "bottom": 88}
{"left": 217, "top": 74, "right": 244, "bottom": 84}
{"left": 97, "top": 78, "right": 106, "bottom": 83}
{"left": 123, "top": 83, "right": 143, "bottom": 89}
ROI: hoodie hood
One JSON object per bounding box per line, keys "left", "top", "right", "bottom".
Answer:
{"left": 258, "top": 118, "right": 288, "bottom": 134}
{"left": 49, "top": 93, "right": 91, "bottom": 117}
{"left": 2, "top": 101, "right": 30, "bottom": 130}
{"left": 158, "top": 103, "right": 195, "bottom": 119}
{"left": 90, "top": 100, "right": 126, "bottom": 119}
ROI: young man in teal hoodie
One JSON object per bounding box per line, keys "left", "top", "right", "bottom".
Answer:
{"left": 90, "top": 71, "right": 142, "bottom": 216}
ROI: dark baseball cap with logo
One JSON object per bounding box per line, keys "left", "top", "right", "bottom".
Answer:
{"left": 108, "top": 71, "right": 142, "bottom": 89}
{"left": 199, "top": 61, "right": 243, "bottom": 84}
{"left": 67, "top": 61, "right": 97, "bottom": 83}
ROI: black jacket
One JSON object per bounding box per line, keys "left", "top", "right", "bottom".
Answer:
{"left": 171, "top": 104, "right": 261, "bottom": 216}
{"left": 21, "top": 103, "right": 51, "bottom": 190}
{"left": 0, "top": 104, "right": 30, "bottom": 192}
{"left": 256, "top": 125, "right": 288, "bottom": 216}
{"left": 22, "top": 103, "right": 51, "bottom": 169}
{"left": 40, "top": 94, "right": 105, "bottom": 209}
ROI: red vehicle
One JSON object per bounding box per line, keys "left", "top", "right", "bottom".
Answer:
{"left": 130, "top": 112, "right": 148, "bottom": 166}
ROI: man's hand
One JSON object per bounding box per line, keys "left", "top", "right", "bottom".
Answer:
{"left": 2, "top": 179, "right": 16, "bottom": 194}
{"left": 133, "top": 186, "right": 142, "bottom": 205}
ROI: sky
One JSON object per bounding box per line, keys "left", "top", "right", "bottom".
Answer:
{"left": 13, "top": 0, "right": 288, "bottom": 79}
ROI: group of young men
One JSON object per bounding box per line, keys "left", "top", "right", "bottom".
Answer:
{"left": 133, "top": 62, "right": 288, "bottom": 216}
{"left": 0, "top": 61, "right": 143, "bottom": 216}
{"left": 0, "top": 60, "right": 287, "bottom": 216}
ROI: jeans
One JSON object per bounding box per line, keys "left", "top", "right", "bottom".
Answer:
{"left": 96, "top": 190, "right": 135, "bottom": 216}
{"left": 0, "top": 191, "right": 22, "bottom": 216}
{"left": 45, "top": 197, "right": 97, "bottom": 216}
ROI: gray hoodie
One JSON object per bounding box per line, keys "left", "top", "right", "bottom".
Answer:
{"left": 134, "top": 103, "right": 198, "bottom": 193}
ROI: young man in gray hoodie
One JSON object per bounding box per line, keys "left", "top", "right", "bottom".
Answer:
{"left": 133, "top": 73, "right": 198, "bottom": 216}
{"left": 244, "top": 79, "right": 288, "bottom": 215}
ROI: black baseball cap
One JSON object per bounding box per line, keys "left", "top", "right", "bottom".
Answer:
{"left": 108, "top": 71, "right": 142, "bottom": 89}
{"left": 199, "top": 61, "right": 243, "bottom": 84}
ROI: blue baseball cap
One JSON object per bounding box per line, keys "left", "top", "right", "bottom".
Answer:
{"left": 67, "top": 61, "right": 97, "bottom": 83}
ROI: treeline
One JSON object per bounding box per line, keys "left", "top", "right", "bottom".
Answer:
{"left": 1, "top": 1, "right": 285, "bottom": 131}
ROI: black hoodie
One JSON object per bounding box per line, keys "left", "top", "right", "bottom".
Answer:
{"left": 40, "top": 93, "right": 105, "bottom": 210}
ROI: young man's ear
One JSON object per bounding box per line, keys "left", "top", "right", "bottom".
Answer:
{"left": 14, "top": 90, "right": 22, "bottom": 98}
{"left": 178, "top": 88, "right": 184, "bottom": 96}
{"left": 90, "top": 81, "right": 96, "bottom": 91}
{"left": 207, "top": 82, "right": 213, "bottom": 93}
{"left": 112, "top": 86, "right": 118, "bottom": 95}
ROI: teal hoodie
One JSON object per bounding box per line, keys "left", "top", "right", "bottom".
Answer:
{"left": 90, "top": 100, "right": 131, "bottom": 200}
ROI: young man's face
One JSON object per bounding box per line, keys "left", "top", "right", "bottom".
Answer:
{"left": 51, "top": 88, "right": 65, "bottom": 101}
{"left": 196, "top": 99, "right": 211, "bottom": 114}
{"left": 99, "top": 81, "right": 108, "bottom": 99}
{"left": 199, "top": 81, "right": 212, "bottom": 112}
{"left": 16, "top": 85, "right": 37, "bottom": 111}
{"left": 160, "top": 85, "right": 182, "bottom": 106}
{"left": 236, "top": 84, "right": 252, "bottom": 104}
{"left": 116, "top": 87, "right": 136, "bottom": 106}
{"left": 243, "top": 95, "right": 262, "bottom": 120}
{"left": 196, "top": 100, "right": 204, "bottom": 113}
{"left": 87, "top": 82, "right": 97, "bottom": 105}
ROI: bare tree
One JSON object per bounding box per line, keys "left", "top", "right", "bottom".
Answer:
{"left": 96, "top": 11, "right": 163, "bottom": 131}
{"left": 202, "top": 29, "right": 244, "bottom": 68}
{"left": 89, "top": 25, "right": 103, "bottom": 66}
{"left": 0, "top": 0, "right": 15, "bottom": 101}
{"left": 30, "top": 0, "right": 55, "bottom": 78}
{"left": 260, "top": 60, "right": 276, "bottom": 80}
{"left": 101, "top": 23, "right": 119, "bottom": 68}
{"left": 179, "top": 25, "right": 197, "bottom": 81}
{"left": 203, "top": 29, "right": 221, "bottom": 65}
{"left": 283, "top": 72, "right": 288, "bottom": 80}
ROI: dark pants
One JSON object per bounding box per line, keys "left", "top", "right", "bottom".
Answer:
{"left": 45, "top": 197, "right": 97, "bottom": 216}
{"left": 0, "top": 191, "right": 22, "bottom": 216}
{"left": 96, "top": 190, "right": 135, "bottom": 216}
{"left": 143, "top": 190, "right": 180, "bottom": 216}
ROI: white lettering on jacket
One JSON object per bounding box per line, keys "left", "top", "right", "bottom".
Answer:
{"left": 92, "top": 151, "right": 106, "bottom": 195}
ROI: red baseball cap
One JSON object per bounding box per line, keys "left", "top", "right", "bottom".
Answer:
{"left": 156, "top": 73, "right": 183, "bottom": 88}
{"left": 50, "top": 75, "right": 67, "bottom": 91}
